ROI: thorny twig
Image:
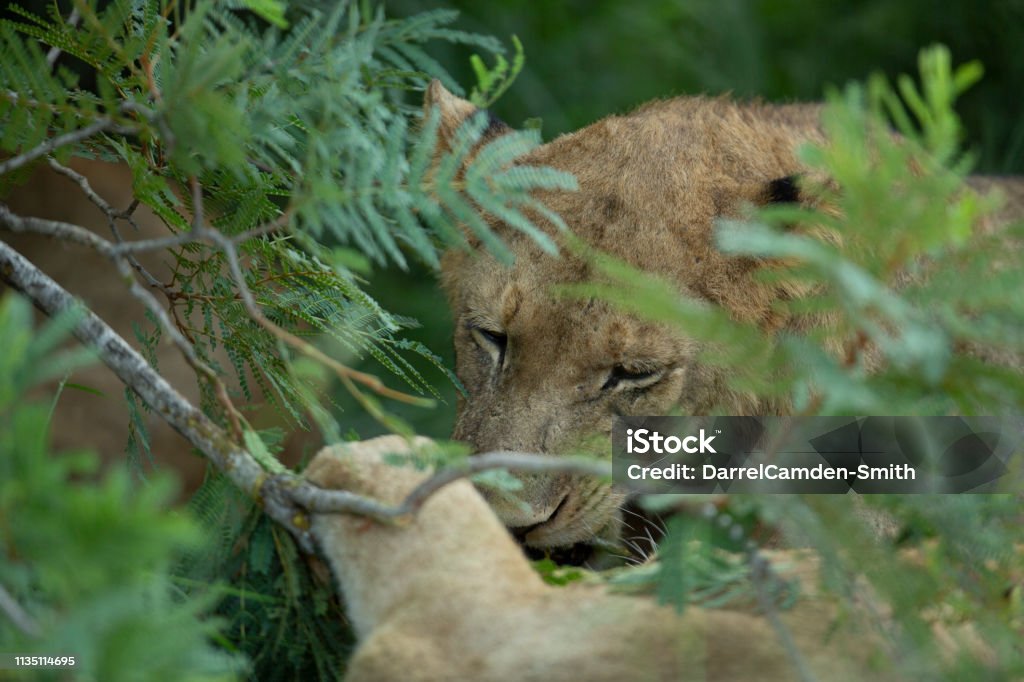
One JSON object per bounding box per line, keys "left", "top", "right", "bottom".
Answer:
{"left": 167, "top": 179, "right": 425, "bottom": 407}
{"left": 46, "top": 157, "right": 162, "bottom": 288}
{"left": 0, "top": 176, "right": 426, "bottom": 418}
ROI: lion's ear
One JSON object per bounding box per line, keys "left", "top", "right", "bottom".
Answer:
{"left": 423, "top": 79, "right": 510, "bottom": 154}
{"left": 754, "top": 172, "right": 840, "bottom": 206}
{"left": 727, "top": 174, "right": 805, "bottom": 217}
{"left": 762, "top": 175, "right": 801, "bottom": 204}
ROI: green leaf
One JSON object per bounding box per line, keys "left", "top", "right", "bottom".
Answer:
{"left": 239, "top": 0, "right": 289, "bottom": 29}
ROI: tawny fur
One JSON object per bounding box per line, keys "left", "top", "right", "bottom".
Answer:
{"left": 428, "top": 82, "right": 1024, "bottom": 548}
{"left": 306, "top": 436, "right": 903, "bottom": 682}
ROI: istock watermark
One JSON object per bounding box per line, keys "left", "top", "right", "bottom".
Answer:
{"left": 625, "top": 427, "right": 718, "bottom": 454}
{"left": 612, "top": 416, "right": 1024, "bottom": 494}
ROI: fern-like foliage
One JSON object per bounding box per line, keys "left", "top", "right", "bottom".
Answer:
{"left": 0, "top": 293, "right": 243, "bottom": 681}
{"left": 1, "top": 0, "right": 573, "bottom": 439}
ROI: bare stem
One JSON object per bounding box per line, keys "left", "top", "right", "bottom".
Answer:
{"left": 0, "top": 118, "right": 115, "bottom": 176}
{"left": 0, "top": 202, "right": 246, "bottom": 438}
{"left": 0, "top": 202, "right": 284, "bottom": 255}
{"left": 748, "top": 548, "right": 819, "bottom": 682}
{"left": 0, "top": 237, "right": 314, "bottom": 549}
{"left": 0, "top": 583, "right": 40, "bottom": 638}
{"left": 46, "top": 157, "right": 161, "bottom": 288}
{"left": 45, "top": 8, "right": 82, "bottom": 70}
{"left": 294, "top": 451, "right": 611, "bottom": 521}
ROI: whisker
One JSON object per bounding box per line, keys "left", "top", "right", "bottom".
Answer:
{"left": 618, "top": 506, "right": 650, "bottom": 523}
{"left": 621, "top": 537, "right": 654, "bottom": 564}
{"left": 618, "top": 504, "right": 667, "bottom": 536}
{"left": 644, "top": 525, "right": 659, "bottom": 550}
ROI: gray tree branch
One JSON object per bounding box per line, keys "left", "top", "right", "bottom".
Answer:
{"left": 0, "top": 582, "right": 40, "bottom": 638}
{"left": 0, "top": 201, "right": 247, "bottom": 437}
{"left": 293, "top": 452, "right": 611, "bottom": 521}
{"left": 748, "top": 549, "right": 818, "bottom": 682}
{"left": 0, "top": 203, "right": 422, "bottom": 407}
{"left": 0, "top": 236, "right": 317, "bottom": 549}
{"left": 46, "top": 157, "right": 159, "bottom": 287}
{"left": 0, "top": 232, "right": 612, "bottom": 548}
{"left": 0, "top": 119, "right": 122, "bottom": 176}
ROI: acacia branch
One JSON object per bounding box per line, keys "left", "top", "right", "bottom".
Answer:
{"left": 0, "top": 118, "right": 122, "bottom": 176}
{"left": 44, "top": 159, "right": 193, "bottom": 352}
{"left": 0, "top": 204, "right": 422, "bottom": 407}
{"left": 0, "top": 203, "right": 247, "bottom": 437}
{"left": 0, "top": 237, "right": 315, "bottom": 548}
{"left": 0, "top": 583, "right": 40, "bottom": 638}
{"left": 293, "top": 452, "right": 612, "bottom": 521}
{"left": 748, "top": 549, "right": 818, "bottom": 682}
{"left": 205, "top": 228, "right": 433, "bottom": 407}
{"left": 0, "top": 204, "right": 286, "bottom": 256}
{"left": 46, "top": 157, "right": 160, "bottom": 288}
{"left": 0, "top": 237, "right": 614, "bottom": 549}
{"left": 181, "top": 179, "right": 429, "bottom": 407}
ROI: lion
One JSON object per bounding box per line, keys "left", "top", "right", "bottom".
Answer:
{"left": 305, "top": 436, "right": 909, "bottom": 682}
{"left": 427, "top": 81, "right": 1024, "bottom": 554}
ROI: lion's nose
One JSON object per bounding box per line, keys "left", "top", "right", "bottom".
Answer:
{"left": 509, "top": 521, "right": 545, "bottom": 543}
{"left": 507, "top": 495, "right": 568, "bottom": 544}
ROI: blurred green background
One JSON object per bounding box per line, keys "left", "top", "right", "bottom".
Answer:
{"left": 339, "top": 0, "right": 1024, "bottom": 441}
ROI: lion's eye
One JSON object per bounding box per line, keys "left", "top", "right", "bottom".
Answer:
{"left": 601, "top": 365, "right": 664, "bottom": 392}
{"left": 470, "top": 327, "right": 508, "bottom": 368}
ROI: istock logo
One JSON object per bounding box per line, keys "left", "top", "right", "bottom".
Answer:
{"left": 626, "top": 428, "right": 717, "bottom": 454}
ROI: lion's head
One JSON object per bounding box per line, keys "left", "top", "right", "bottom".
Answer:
{"left": 428, "top": 82, "right": 823, "bottom": 551}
